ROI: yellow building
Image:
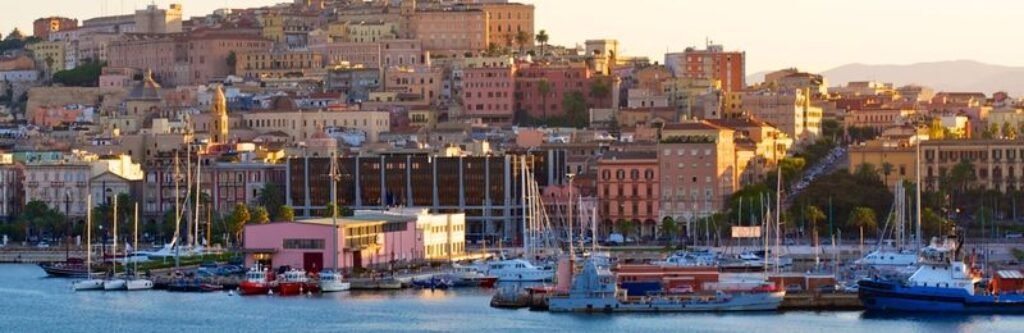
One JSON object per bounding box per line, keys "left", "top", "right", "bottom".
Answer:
{"left": 240, "top": 109, "right": 391, "bottom": 143}
{"left": 348, "top": 21, "right": 398, "bottom": 43}
{"left": 236, "top": 50, "right": 324, "bottom": 80}
{"left": 848, "top": 138, "right": 919, "bottom": 187}
{"left": 27, "top": 41, "right": 66, "bottom": 73}
{"left": 741, "top": 90, "right": 822, "bottom": 145}
{"left": 920, "top": 139, "right": 1024, "bottom": 192}
{"left": 723, "top": 91, "right": 744, "bottom": 117}
{"left": 479, "top": 3, "right": 534, "bottom": 49}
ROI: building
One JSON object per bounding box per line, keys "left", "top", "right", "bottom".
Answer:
{"left": 658, "top": 121, "right": 737, "bottom": 225}
{"left": 237, "top": 109, "right": 391, "bottom": 143}
{"left": 0, "top": 156, "right": 21, "bottom": 222}
{"left": 0, "top": 55, "right": 39, "bottom": 83}
{"left": 33, "top": 17, "right": 79, "bottom": 40}
{"left": 383, "top": 65, "right": 443, "bottom": 105}
{"left": 326, "top": 67, "right": 381, "bottom": 102}
{"left": 920, "top": 139, "right": 1024, "bottom": 192}
{"left": 478, "top": 3, "right": 534, "bottom": 49}
{"left": 515, "top": 63, "right": 612, "bottom": 119}
{"left": 286, "top": 151, "right": 564, "bottom": 243}
{"left": 410, "top": 8, "right": 488, "bottom": 54}
{"left": 135, "top": 4, "right": 183, "bottom": 34}
{"left": 848, "top": 138, "right": 918, "bottom": 187}
{"left": 741, "top": 90, "right": 822, "bottom": 145}
{"left": 243, "top": 214, "right": 420, "bottom": 273}
{"left": 461, "top": 64, "right": 516, "bottom": 124}
{"left": 26, "top": 41, "right": 66, "bottom": 73}
{"left": 107, "top": 29, "right": 271, "bottom": 86}
{"left": 596, "top": 151, "right": 660, "bottom": 238}
{"left": 384, "top": 208, "right": 466, "bottom": 260}
{"left": 844, "top": 108, "right": 917, "bottom": 132}
{"left": 310, "top": 41, "right": 382, "bottom": 69}
{"left": 235, "top": 49, "right": 324, "bottom": 80}
{"left": 666, "top": 44, "right": 745, "bottom": 92}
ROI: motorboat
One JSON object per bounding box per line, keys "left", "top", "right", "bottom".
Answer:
{"left": 274, "top": 269, "right": 314, "bottom": 296}
{"left": 319, "top": 270, "right": 350, "bottom": 292}
{"left": 652, "top": 249, "right": 719, "bottom": 267}
{"left": 477, "top": 259, "right": 554, "bottom": 282}
{"left": 125, "top": 278, "right": 154, "bottom": 291}
{"left": 239, "top": 265, "right": 273, "bottom": 296}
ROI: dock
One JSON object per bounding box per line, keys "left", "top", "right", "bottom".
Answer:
{"left": 780, "top": 292, "right": 863, "bottom": 310}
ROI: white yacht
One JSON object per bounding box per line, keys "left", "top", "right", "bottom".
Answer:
{"left": 478, "top": 259, "right": 554, "bottom": 282}
{"left": 319, "top": 270, "right": 350, "bottom": 292}
{"left": 855, "top": 249, "right": 918, "bottom": 267}
{"left": 103, "top": 278, "right": 127, "bottom": 290}
{"left": 653, "top": 249, "right": 719, "bottom": 267}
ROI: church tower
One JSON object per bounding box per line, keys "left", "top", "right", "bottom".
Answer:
{"left": 211, "top": 85, "right": 229, "bottom": 144}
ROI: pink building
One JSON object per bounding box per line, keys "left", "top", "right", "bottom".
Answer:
{"left": 244, "top": 214, "right": 421, "bottom": 273}
{"left": 596, "top": 151, "right": 660, "bottom": 238}
{"left": 462, "top": 65, "right": 516, "bottom": 124}
{"left": 515, "top": 63, "right": 614, "bottom": 119}
{"left": 658, "top": 121, "right": 737, "bottom": 227}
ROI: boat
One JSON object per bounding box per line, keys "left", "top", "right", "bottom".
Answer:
{"left": 412, "top": 275, "right": 455, "bottom": 289}
{"left": 39, "top": 258, "right": 93, "bottom": 278}
{"left": 318, "top": 155, "right": 351, "bottom": 293}
{"left": 125, "top": 203, "right": 153, "bottom": 291}
{"left": 652, "top": 249, "right": 719, "bottom": 267}
{"left": 103, "top": 278, "right": 127, "bottom": 291}
{"left": 855, "top": 249, "right": 917, "bottom": 267}
{"left": 477, "top": 259, "right": 554, "bottom": 282}
{"left": 273, "top": 269, "right": 312, "bottom": 296}
{"left": 74, "top": 195, "right": 105, "bottom": 291}
{"left": 167, "top": 278, "right": 202, "bottom": 292}
{"left": 200, "top": 282, "right": 224, "bottom": 292}
{"left": 350, "top": 278, "right": 403, "bottom": 290}
{"left": 448, "top": 264, "right": 498, "bottom": 288}
{"left": 319, "top": 270, "right": 350, "bottom": 292}
{"left": 239, "top": 265, "right": 273, "bottom": 296}
{"left": 858, "top": 229, "right": 1024, "bottom": 313}
{"left": 547, "top": 259, "right": 785, "bottom": 313}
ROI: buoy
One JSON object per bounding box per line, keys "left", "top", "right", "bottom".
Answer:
{"left": 228, "top": 290, "right": 235, "bottom": 296}
{"left": 268, "top": 289, "right": 274, "bottom": 295}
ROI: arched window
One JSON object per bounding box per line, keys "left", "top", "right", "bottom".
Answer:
{"left": 616, "top": 170, "right": 625, "bottom": 180}
{"left": 630, "top": 169, "right": 640, "bottom": 180}
{"left": 644, "top": 169, "right": 654, "bottom": 180}
{"left": 602, "top": 170, "right": 611, "bottom": 180}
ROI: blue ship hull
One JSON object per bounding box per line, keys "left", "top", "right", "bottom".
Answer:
{"left": 858, "top": 280, "right": 1024, "bottom": 313}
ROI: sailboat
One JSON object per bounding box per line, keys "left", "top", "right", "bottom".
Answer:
{"left": 126, "top": 203, "right": 153, "bottom": 291}
{"left": 856, "top": 144, "right": 923, "bottom": 269}
{"left": 320, "top": 152, "right": 350, "bottom": 292}
{"left": 74, "top": 195, "right": 105, "bottom": 291}
{"left": 104, "top": 196, "right": 127, "bottom": 290}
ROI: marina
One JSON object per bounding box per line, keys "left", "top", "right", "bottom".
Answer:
{"left": 2, "top": 264, "right": 1023, "bottom": 333}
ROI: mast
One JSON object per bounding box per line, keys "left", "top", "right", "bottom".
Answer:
{"left": 591, "top": 205, "right": 597, "bottom": 253}
{"left": 86, "top": 195, "right": 93, "bottom": 277}
{"left": 330, "top": 152, "right": 340, "bottom": 271}
{"left": 915, "top": 141, "right": 922, "bottom": 248}
{"left": 112, "top": 194, "right": 118, "bottom": 267}
{"left": 172, "top": 151, "right": 181, "bottom": 249}
{"left": 774, "top": 163, "right": 781, "bottom": 273}
{"left": 194, "top": 147, "right": 202, "bottom": 248}
{"left": 186, "top": 141, "right": 192, "bottom": 247}
{"left": 521, "top": 155, "right": 528, "bottom": 258}
{"left": 133, "top": 203, "right": 139, "bottom": 275}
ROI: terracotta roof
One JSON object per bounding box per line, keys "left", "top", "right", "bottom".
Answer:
{"left": 662, "top": 121, "right": 728, "bottom": 131}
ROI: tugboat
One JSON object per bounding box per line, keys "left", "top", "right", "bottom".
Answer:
{"left": 548, "top": 259, "right": 785, "bottom": 312}
{"left": 239, "top": 265, "right": 274, "bottom": 296}
{"left": 858, "top": 228, "right": 1024, "bottom": 313}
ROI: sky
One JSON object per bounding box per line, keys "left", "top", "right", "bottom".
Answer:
{"left": 3, "top": 0, "right": 1024, "bottom": 74}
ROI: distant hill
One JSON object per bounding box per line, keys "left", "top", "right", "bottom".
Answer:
{"left": 747, "top": 60, "right": 1024, "bottom": 96}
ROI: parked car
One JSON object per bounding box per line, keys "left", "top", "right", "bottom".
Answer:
{"left": 36, "top": 242, "right": 50, "bottom": 248}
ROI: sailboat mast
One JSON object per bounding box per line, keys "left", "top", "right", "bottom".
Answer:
{"left": 112, "top": 194, "right": 118, "bottom": 265}
{"left": 186, "top": 142, "right": 192, "bottom": 247}
{"left": 172, "top": 151, "right": 181, "bottom": 249}
{"left": 86, "top": 195, "right": 92, "bottom": 277}
{"left": 915, "top": 141, "right": 922, "bottom": 248}
{"left": 774, "top": 163, "right": 781, "bottom": 273}
{"left": 521, "top": 155, "right": 528, "bottom": 258}
{"left": 330, "top": 152, "right": 339, "bottom": 270}
{"left": 134, "top": 203, "right": 139, "bottom": 275}
{"left": 194, "top": 148, "right": 202, "bottom": 247}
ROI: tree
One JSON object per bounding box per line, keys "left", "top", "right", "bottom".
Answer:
{"left": 5, "top": 28, "right": 23, "bottom": 41}
{"left": 226, "top": 51, "right": 237, "bottom": 75}
{"left": 561, "top": 91, "right": 588, "bottom": 127}
{"left": 323, "top": 203, "right": 338, "bottom": 218}
{"left": 538, "top": 79, "right": 552, "bottom": 119}
{"left": 535, "top": 29, "right": 549, "bottom": 56}
{"left": 616, "top": 219, "right": 636, "bottom": 242}
{"left": 52, "top": 59, "right": 106, "bottom": 87}
{"left": 16, "top": 200, "right": 64, "bottom": 242}
{"left": 659, "top": 216, "right": 679, "bottom": 242}
{"left": 847, "top": 207, "right": 878, "bottom": 249}
{"left": 589, "top": 79, "right": 611, "bottom": 101}
{"left": 257, "top": 184, "right": 285, "bottom": 221}
{"left": 921, "top": 207, "right": 948, "bottom": 240}
{"left": 514, "top": 30, "right": 530, "bottom": 55}
{"left": 279, "top": 206, "right": 295, "bottom": 222}
{"left": 252, "top": 206, "right": 270, "bottom": 224}
{"left": 227, "top": 204, "right": 251, "bottom": 242}
{"left": 1003, "top": 122, "right": 1017, "bottom": 140}
{"left": 803, "top": 205, "right": 826, "bottom": 249}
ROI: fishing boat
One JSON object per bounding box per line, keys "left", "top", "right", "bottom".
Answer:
{"left": 319, "top": 270, "right": 350, "bottom": 292}
{"left": 548, "top": 259, "right": 785, "bottom": 313}
{"left": 274, "top": 269, "right": 313, "bottom": 296}
{"left": 858, "top": 229, "right": 1024, "bottom": 313}
{"left": 239, "top": 265, "right": 273, "bottom": 296}
{"left": 74, "top": 195, "right": 105, "bottom": 291}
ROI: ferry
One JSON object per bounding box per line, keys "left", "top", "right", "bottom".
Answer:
{"left": 858, "top": 229, "right": 1024, "bottom": 313}
{"left": 548, "top": 259, "right": 785, "bottom": 313}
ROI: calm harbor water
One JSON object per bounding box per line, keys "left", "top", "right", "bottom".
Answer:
{"left": 1, "top": 264, "right": 1022, "bottom": 333}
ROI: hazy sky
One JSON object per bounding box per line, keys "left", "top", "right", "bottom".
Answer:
{"left": 3, "top": 0, "right": 1023, "bottom": 73}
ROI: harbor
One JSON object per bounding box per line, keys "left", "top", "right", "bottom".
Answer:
{"left": 3, "top": 264, "right": 1023, "bottom": 333}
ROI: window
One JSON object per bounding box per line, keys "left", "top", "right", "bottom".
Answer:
{"left": 283, "top": 239, "right": 325, "bottom": 249}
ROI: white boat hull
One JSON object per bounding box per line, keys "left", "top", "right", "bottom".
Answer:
{"left": 320, "top": 281, "right": 351, "bottom": 292}
{"left": 126, "top": 279, "right": 154, "bottom": 291}
{"left": 103, "top": 279, "right": 127, "bottom": 290}
{"left": 74, "top": 279, "right": 106, "bottom": 291}
{"left": 491, "top": 270, "right": 554, "bottom": 282}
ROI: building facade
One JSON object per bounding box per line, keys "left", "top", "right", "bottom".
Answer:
{"left": 461, "top": 64, "right": 516, "bottom": 124}
{"left": 596, "top": 151, "right": 660, "bottom": 238}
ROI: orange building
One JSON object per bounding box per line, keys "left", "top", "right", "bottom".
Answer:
{"left": 658, "top": 121, "right": 737, "bottom": 224}
{"left": 33, "top": 17, "right": 78, "bottom": 40}
{"left": 410, "top": 8, "right": 488, "bottom": 54}
{"left": 478, "top": 3, "right": 534, "bottom": 49}
{"left": 677, "top": 44, "right": 745, "bottom": 92}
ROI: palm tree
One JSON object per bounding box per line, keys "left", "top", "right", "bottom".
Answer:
{"left": 803, "top": 205, "right": 826, "bottom": 250}
{"left": 616, "top": 219, "right": 636, "bottom": 244}
{"left": 514, "top": 31, "right": 530, "bottom": 55}
{"left": 659, "top": 216, "right": 679, "bottom": 243}
{"left": 536, "top": 29, "right": 549, "bottom": 56}
{"left": 538, "top": 79, "right": 552, "bottom": 119}
{"left": 847, "top": 206, "right": 877, "bottom": 254}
